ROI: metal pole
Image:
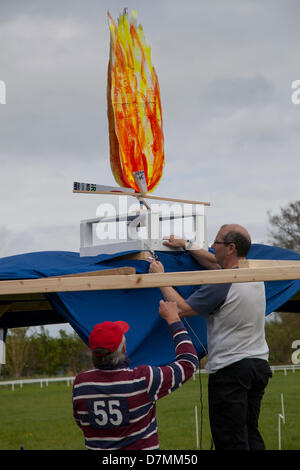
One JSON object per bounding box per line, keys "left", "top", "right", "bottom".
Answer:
{"left": 195, "top": 405, "right": 199, "bottom": 450}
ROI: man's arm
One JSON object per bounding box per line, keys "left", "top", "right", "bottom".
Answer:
{"left": 163, "top": 235, "right": 220, "bottom": 270}
{"left": 159, "top": 286, "right": 199, "bottom": 317}
{"left": 148, "top": 260, "right": 198, "bottom": 317}
{"left": 72, "top": 379, "right": 83, "bottom": 429}
{"left": 144, "top": 301, "right": 199, "bottom": 401}
{"left": 189, "top": 246, "right": 220, "bottom": 270}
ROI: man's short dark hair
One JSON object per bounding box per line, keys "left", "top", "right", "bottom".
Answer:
{"left": 223, "top": 230, "right": 251, "bottom": 257}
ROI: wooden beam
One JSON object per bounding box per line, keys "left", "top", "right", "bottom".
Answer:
{"left": 4, "top": 300, "right": 53, "bottom": 313}
{"left": 0, "top": 294, "right": 47, "bottom": 302}
{"left": 0, "top": 265, "right": 300, "bottom": 296}
{"left": 239, "top": 259, "right": 300, "bottom": 268}
{"left": 290, "top": 291, "right": 300, "bottom": 301}
{"left": 73, "top": 189, "right": 211, "bottom": 206}
{"left": 0, "top": 268, "right": 136, "bottom": 296}
{"left": 53, "top": 267, "right": 136, "bottom": 278}
{"left": 0, "top": 269, "right": 136, "bottom": 302}
{"left": 0, "top": 304, "right": 11, "bottom": 318}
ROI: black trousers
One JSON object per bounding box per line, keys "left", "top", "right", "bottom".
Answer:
{"left": 208, "top": 358, "right": 272, "bottom": 450}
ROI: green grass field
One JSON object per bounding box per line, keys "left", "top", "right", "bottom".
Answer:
{"left": 0, "top": 370, "right": 299, "bottom": 450}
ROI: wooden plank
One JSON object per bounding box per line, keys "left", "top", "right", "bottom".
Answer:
{"left": 0, "top": 269, "right": 135, "bottom": 299}
{"left": 52, "top": 267, "right": 136, "bottom": 278}
{"left": 290, "top": 291, "right": 300, "bottom": 301}
{"left": 0, "top": 269, "right": 135, "bottom": 303}
{"left": 0, "top": 265, "right": 300, "bottom": 296}
{"left": 5, "top": 300, "right": 53, "bottom": 313}
{"left": 239, "top": 259, "right": 300, "bottom": 268}
{"left": 73, "top": 189, "right": 211, "bottom": 206}
{"left": 0, "top": 304, "right": 10, "bottom": 318}
{"left": 0, "top": 293, "right": 46, "bottom": 302}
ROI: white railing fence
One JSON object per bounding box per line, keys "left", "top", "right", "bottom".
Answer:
{"left": 0, "top": 376, "right": 75, "bottom": 391}
{"left": 196, "top": 364, "right": 300, "bottom": 375}
{"left": 270, "top": 364, "right": 300, "bottom": 374}
{"left": 0, "top": 365, "right": 299, "bottom": 391}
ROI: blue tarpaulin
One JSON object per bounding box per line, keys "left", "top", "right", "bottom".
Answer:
{"left": 0, "top": 244, "right": 299, "bottom": 367}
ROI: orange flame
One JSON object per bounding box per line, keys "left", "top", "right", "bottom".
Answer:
{"left": 107, "top": 9, "right": 164, "bottom": 193}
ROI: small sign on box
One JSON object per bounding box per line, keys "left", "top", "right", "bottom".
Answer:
{"left": 133, "top": 171, "right": 148, "bottom": 193}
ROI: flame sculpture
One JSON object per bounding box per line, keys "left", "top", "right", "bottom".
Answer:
{"left": 107, "top": 9, "right": 164, "bottom": 193}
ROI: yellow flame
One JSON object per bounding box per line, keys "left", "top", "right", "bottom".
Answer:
{"left": 107, "top": 9, "right": 164, "bottom": 192}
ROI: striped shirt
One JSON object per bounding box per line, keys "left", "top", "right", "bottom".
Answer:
{"left": 72, "top": 321, "right": 198, "bottom": 450}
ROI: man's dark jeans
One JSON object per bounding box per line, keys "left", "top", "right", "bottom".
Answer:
{"left": 208, "top": 358, "right": 272, "bottom": 450}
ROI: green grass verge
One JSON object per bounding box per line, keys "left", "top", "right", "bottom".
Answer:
{"left": 0, "top": 370, "right": 299, "bottom": 450}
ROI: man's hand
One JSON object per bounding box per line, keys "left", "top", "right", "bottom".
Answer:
{"left": 159, "top": 300, "right": 180, "bottom": 325}
{"left": 162, "top": 235, "right": 186, "bottom": 250}
{"left": 148, "top": 259, "right": 165, "bottom": 273}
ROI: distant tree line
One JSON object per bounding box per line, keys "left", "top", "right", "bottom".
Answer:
{"left": 2, "top": 327, "right": 93, "bottom": 379}
{"left": 267, "top": 199, "right": 300, "bottom": 252}
{"left": 265, "top": 313, "right": 300, "bottom": 364}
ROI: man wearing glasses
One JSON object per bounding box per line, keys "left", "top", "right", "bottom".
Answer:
{"left": 148, "top": 224, "right": 272, "bottom": 450}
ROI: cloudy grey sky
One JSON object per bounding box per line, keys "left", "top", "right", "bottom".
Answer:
{"left": 1, "top": 0, "right": 299, "bottom": 256}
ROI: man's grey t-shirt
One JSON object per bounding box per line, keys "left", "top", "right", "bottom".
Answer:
{"left": 186, "top": 281, "right": 269, "bottom": 373}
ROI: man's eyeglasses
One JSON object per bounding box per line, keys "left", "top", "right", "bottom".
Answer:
{"left": 213, "top": 241, "right": 230, "bottom": 245}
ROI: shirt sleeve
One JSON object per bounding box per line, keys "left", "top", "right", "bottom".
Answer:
{"left": 72, "top": 379, "right": 82, "bottom": 428}
{"left": 145, "top": 321, "right": 199, "bottom": 402}
{"left": 186, "top": 283, "right": 231, "bottom": 318}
